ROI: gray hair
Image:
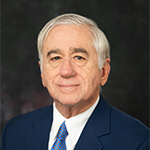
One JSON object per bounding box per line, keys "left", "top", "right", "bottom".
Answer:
{"left": 37, "top": 13, "right": 110, "bottom": 70}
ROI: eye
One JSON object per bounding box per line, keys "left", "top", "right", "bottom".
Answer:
{"left": 75, "top": 56, "right": 84, "bottom": 60}
{"left": 50, "top": 56, "right": 61, "bottom": 61}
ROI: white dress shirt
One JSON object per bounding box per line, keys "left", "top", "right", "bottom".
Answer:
{"left": 48, "top": 96, "right": 100, "bottom": 150}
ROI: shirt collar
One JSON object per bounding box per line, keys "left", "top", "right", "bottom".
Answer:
{"left": 50, "top": 103, "right": 66, "bottom": 142}
{"left": 66, "top": 96, "right": 99, "bottom": 145}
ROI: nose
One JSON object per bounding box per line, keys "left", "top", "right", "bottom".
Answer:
{"left": 60, "top": 59, "right": 76, "bottom": 78}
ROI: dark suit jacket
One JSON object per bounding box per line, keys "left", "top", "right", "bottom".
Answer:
{"left": 1, "top": 97, "right": 149, "bottom": 150}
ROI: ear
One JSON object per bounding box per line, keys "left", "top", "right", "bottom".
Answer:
{"left": 100, "top": 58, "right": 111, "bottom": 86}
{"left": 38, "top": 61, "right": 46, "bottom": 87}
{"left": 38, "top": 61, "right": 42, "bottom": 71}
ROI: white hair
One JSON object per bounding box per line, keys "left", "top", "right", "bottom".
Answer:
{"left": 37, "top": 13, "right": 110, "bottom": 70}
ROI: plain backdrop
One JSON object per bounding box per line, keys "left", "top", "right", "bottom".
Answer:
{"left": 1, "top": 0, "right": 149, "bottom": 135}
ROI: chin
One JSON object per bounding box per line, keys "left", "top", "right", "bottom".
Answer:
{"left": 54, "top": 96, "right": 81, "bottom": 107}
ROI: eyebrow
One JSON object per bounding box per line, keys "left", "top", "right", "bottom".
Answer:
{"left": 46, "top": 48, "right": 89, "bottom": 57}
{"left": 71, "top": 48, "right": 88, "bottom": 56}
{"left": 47, "top": 49, "right": 61, "bottom": 57}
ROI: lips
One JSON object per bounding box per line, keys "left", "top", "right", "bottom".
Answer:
{"left": 56, "top": 84, "right": 80, "bottom": 93}
{"left": 58, "top": 84, "right": 80, "bottom": 87}
{"left": 57, "top": 83, "right": 80, "bottom": 91}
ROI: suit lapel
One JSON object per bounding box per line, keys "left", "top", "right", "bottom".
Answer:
{"left": 74, "top": 97, "right": 111, "bottom": 150}
{"left": 74, "top": 127, "right": 103, "bottom": 150}
{"left": 26, "top": 106, "right": 53, "bottom": 150}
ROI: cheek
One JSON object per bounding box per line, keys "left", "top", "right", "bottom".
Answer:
{"left": 42, "top": 67, "right": 58, "bottom": 87}
{"left": 83, "top": 68, "right": 101, "bottom": 90}
{"left": 74, "top": 61, "right": 99, "bottom": 85}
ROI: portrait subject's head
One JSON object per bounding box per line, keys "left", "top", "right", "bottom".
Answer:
{"left": 37, "top": 13, "right": 110, "bottom": 117}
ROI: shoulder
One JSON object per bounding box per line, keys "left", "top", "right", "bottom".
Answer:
{"left": 95, "top": 97, "right": 149, "bottom": 149}
{"left": 110, "top": 105, "right": 149, "bottom": 132}
{"left": 5, "top": 105, "right": 53, "bottom": 128}
{"left": 4, "top": 105, "right": 53, "bottom": 131}
{"left": 1, "top": 105, "right": 53, "bottom": 148}
{"left": 99, "top": 97, "right": 149, "bottom": 135}
{"left": 110, "top": 105, "right": 149, "bottom": 148}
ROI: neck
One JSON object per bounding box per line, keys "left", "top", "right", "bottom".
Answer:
{"left": 54, "top": 96, "right": 99, "bottom": 119}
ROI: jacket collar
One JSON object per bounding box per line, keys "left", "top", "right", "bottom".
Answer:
{"left": 74, "top": 96, "right": 111, "bottom": 150}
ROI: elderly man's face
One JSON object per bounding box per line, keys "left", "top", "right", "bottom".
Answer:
{"left": 41, "top": 25, "right": 109, "bottom": 111}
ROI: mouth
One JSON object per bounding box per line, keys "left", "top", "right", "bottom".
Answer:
{"left": 59, "top": 84, "right": 80, "bottom": 87}
{"left": 57, "top": 84, "right": 80, "bottom": 91}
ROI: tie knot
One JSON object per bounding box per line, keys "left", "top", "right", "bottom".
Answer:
{"left": 57, "top": 121, "right": 68, "bottom": 140}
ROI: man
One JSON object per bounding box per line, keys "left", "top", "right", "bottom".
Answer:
{"left": 1, "top": 13, "right": 149, "bottom": 150}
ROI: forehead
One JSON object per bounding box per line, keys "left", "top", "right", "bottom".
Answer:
{"left": 43, "top": 24, "right": 93, "bottom": 47}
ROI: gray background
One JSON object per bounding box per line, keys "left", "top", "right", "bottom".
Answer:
{"left": 1, "top": 0, "right": 149, "bottom": 134}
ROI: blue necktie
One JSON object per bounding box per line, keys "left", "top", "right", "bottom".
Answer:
{"left": 51, "top": 121, "right": 68, "bottom": 150}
